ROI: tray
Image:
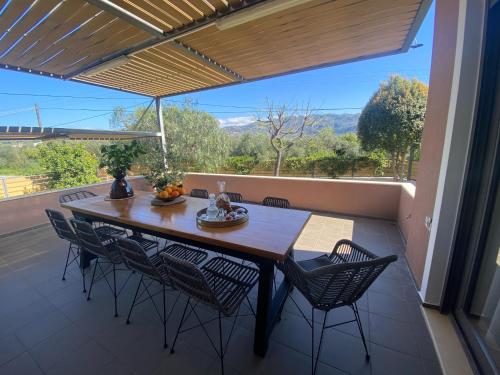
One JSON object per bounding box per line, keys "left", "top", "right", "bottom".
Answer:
{"left": 196, "top": 206, "right": 248, "bottom": 228}
{"left": 104, "top": 195, "right": 135, "bottom": 201}
{"left": 151, "top": 196, "right": 186, "bottom": 206}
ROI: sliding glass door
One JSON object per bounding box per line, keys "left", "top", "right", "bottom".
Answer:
{"left": 445, "top": 2, "right": 500, "bottom": 374}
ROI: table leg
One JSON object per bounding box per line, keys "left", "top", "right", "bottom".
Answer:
{"left": 254, "top": 259, "right": 274, "bottom": 356}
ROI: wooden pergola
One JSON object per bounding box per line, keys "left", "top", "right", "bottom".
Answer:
{"left": 0, "top": 0, "right": 430, "bottom": 147}
{"left": 0, "top": 0, "right": 430, "bottom": 98}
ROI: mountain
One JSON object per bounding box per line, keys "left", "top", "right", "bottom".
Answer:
{"left": 222, "top": 113, "right": 360, "bottom": 136}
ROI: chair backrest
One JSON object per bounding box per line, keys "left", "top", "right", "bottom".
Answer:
{"left": 59, "top": 190, "right": 97, "bottom": 204}
{"left": 161, "top": 253, "right": 219, "bottom": 310}
{"left": 190, "top": 188, "right": 209, "bottom": 199}
{"left": 45, "top": 209, "right": 77, "bottom": 243}
{"left": 225, "top": 192, "right": 243, "bottom": 203}
{"left": 280, "top": 252, "right": 397, "bottom": 311}
{"left": 70, "top": 219, "right": 112, "bottom": 259}
{"left": 114, "top": 237, "right": 163, "bottom": 282}
{"left": 262, "top": 196, "right": 290, "bottom": 209}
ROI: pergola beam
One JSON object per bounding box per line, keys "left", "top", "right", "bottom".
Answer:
{"left": 66, "top": 1, "right": 262, "bottom": 80}
{"left": 168, "top": 41, "right": 244, "bottom": 82}
{"left": 84, "top": 0, "right": 164, "bottom": 38}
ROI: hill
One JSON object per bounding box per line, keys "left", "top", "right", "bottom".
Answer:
{"left": 222, "top": 113, "right": 360, "bottom": 136}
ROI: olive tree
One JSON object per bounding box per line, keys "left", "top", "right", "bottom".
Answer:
{"left": 110, "top": 101, "right": 230, "bottom": 173}
{"left": 357, "top": 75, "right": 428, "bottom": 180}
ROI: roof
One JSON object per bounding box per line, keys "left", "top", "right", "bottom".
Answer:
{"left": 0, "top": 0, "right": 431, "bottom": 98}
{"left": 0, "top": 126, "right": 160, "bottom": 140}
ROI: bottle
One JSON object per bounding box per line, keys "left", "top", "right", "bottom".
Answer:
{"left": 206, "top": 193, "right": 219, "bottom": 220}
{"left": 216, "top": 181, "right": 231, "bottom": 214}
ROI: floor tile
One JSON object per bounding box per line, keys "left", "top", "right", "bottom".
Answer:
{"left": 370, "top": 343, "right": 427, "bottom": 375}
{"left": 0, "top": 218, "right": 443, "bottom": 375}
{"left": 0, "top": 352, "right": 43, "bottom": 375}
{"left": 0, "top": 334, "right": 25, "bottom": 366}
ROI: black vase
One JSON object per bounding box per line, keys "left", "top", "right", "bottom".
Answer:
{"left": 110, "top": 172, "right": 134, "bottom": 199}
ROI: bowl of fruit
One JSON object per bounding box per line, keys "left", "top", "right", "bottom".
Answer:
{"left": 154, "top": 183, "right": 185, "bottom": 202}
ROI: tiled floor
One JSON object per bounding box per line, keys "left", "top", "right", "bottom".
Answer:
{"left": 0, "top": 213, "right": 443, "bottom": 375}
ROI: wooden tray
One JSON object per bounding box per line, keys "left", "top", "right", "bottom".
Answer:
{"left": 151, "top": 196, "right": 186, "bottom": 206}
{"left": 196, "top": 206, "right": 249, "bottom": 228}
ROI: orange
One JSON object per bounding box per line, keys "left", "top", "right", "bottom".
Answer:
{"left": 159, "top": 191, "right": 169, "bottom": 199}
{"left": 170, "top": 191, "right": 180, "bottom": 198}
{"left": 165, "top": 187, "right": 173, "bottom": 194}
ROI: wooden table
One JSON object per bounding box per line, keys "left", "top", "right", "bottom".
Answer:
{"left": 61, "top": 192, "right": 311, "bottom": 356}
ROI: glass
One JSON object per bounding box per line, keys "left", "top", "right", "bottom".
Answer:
{"left": 216, "top": 180, "right": 231, "bottom": 217}
{"left": 466, "top": 186, "right": 500, "bottom": 369}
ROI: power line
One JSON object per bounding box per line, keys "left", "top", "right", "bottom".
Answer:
{"left": 0, "top": 92, "right": 146, "bottom": 100}
{"left": 48, "top": 100, "right": 150, "bottom": 128}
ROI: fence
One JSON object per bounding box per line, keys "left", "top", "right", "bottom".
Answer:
{"left": 0, "top": 175, "right": 50, "bottom": 199}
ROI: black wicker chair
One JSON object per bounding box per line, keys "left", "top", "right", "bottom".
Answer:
{"left": 70, "top": 219, "right": 135, "bottom": 317}
{"left": 262, "top": 196, "right": 290, "bottom": 209}
{"left": 59, "top": 190, "right": 98, "bottom": 203}
{"left": 278, "top": 239, "right": 398, "bottom": 374}
{"left": 45, "top": 209, "right": 86, "bottom": 291}
{"left": 59, "top": 190, "right": 126, "bottom": 240}
{"left": 162, "top": 254, "right": 258, "bottom": 375}
{"left": 190, "top": 188, "right": 209, "bottom": 199}
{"left": 113, "top": 237, "right": 208, "bottom": 349}
{"left": 225, "top": 192, "right": 243, "bottom": 203}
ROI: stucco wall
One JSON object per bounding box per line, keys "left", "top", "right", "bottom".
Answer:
{"left": 183, "top": 173, "right": 404, "bottom": 220}
{"left": 398, "top": 183, "right": 416, "bottom": 243}
{"left": 405, "top": 0, "right": 460, "bottom": 287}
{"left": 0, "top": 177, "right": 150, "bottom": 237}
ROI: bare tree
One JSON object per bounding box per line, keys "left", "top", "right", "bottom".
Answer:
{"left": 257, "top": 101, "right": 315, "bottom": 176}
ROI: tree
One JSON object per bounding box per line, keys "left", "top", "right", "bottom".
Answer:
{"left": 357, "top": 75, "right": 428, "bottom": 180}
{"left": 30, "top": 142, "right": 100, "bottom": 189}
{"left": 110, "top": 102, "right": 230, "bottom": 173}
{"left": 257, "top": 102, "right": 315, "bottom": 176}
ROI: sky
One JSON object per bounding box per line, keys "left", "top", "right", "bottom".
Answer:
{"left": 0, "top": 3, "right": 435, "bottom": 130}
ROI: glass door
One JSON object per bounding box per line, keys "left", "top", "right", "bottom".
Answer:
{"left": 444, "top": 2, "right": 500, "bottom": 374}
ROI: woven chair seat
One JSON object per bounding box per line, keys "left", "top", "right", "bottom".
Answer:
{"left": 95, "top": 225, "right": 126, "bottom": 240}
{"left": 126, "top": 235, "right": 157, "bottom": 251}
{"left": 201, "top": 257, "right": 259, "bottom": 316}
{"left": 297, "top": 254, "right": 332, "bottom": 271}
{"left": 162, "top": 244, "right": 208, "bottom": 265}
{"left": 297, "top": 253, "right": 347, "bottom": 271}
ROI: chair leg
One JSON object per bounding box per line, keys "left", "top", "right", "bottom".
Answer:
{"left": 113, "top": 264, "right": 118, "bottom": 317}
{"left": 87, "top": 258, "right": 99, "bottom": 301}
{"left": 170, "top": 297, "right": 190, "bottom": 354}
{"left": 218, "top": 311, "right": 225, "bottom": 375}
{"left": 62, "top": 243, "right": 72, "bottom": 281}
{"left": 353, "top": 303, "right": 370, "bottom": 359}
{"left": 311, "top": 308, "right": 315, "bottom": 375}
{"left": 126, "top": 275, "right": 143, "bottom": 324}
{"left": 81, "top": 261, "right": 86, "bottom": 293}
{"left": 313, "top": 312, "right": 328, "bottom": 375}
{"left": 163, "top": 284, "right": 167, "bottom": 349}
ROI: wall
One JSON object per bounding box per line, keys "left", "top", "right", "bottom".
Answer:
{"left": 0, "top": 177, "right": 150, "bottom": 237}
{"left": 405, "top": 0, "right": 461, "bottom": 288}
{"left": 183, "top": 173, "right": 404, "bottom": 220}
{"left": 398, "top": 183, "right": 416, "bottom": 243}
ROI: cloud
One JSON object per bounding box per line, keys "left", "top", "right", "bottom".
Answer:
{"left": 218, "top": 116, "right": 253, "bottom": 128}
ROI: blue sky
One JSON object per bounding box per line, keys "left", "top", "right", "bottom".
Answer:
{"left": 0, "top": 3, "right": 434, "bottom": 130}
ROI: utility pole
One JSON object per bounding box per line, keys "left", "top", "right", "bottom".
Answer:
{"left": 34, "top": 104, "right": 43, "bottom": 128}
